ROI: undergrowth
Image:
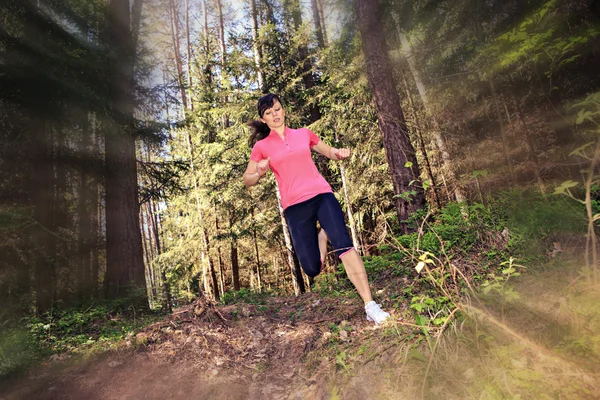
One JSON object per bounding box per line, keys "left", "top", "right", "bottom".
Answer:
{"left": 308, "top": 190, "right": 597, "bottom": 398}
{"left": 0, "top": 294, "right": 166, "bottom": 380}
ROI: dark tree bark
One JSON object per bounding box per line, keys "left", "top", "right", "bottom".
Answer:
{"left": 251, "top": 208, "right": 262, "bottom": 292}
{"left": 229, "top": 211, "right": 241, "bottom": 291}
{"left": 215, "top": 214, "right": 225, "bottom": 297}
{"left": 131, "top": 0, "right": 144, "bottom": 51}
{"left": 203, "top": 226, "right": 220, "bottom": 300}
{"left": 230, "top": 241, "right": 241, "bottom": 291}
{"left": 104, "top": 0, "right": 147, "bottom": 298}
{"left": 54, "top": 125, "right": 70, "bottom": 303}
{"left": 77, "top": 115, "right": 93, "bottom": 297}
{"left": 311, "top": 0, "right": 325, "bottom": 50}
{"left": 32, "top": 119, "right": 56, "bottom": 315}
{"left": 356, "top": 0, "right": 425, "bottom": 231}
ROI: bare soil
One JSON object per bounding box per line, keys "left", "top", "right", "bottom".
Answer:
{"left": 1, "top": 291, "right": 411, "bottom": 400}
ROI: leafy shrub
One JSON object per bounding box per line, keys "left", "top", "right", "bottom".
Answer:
{"left": 394, "top": 202, "right": 501, "bottom": 255}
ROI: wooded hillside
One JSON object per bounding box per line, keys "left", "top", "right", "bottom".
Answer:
{"left": 1, "top": 0, "right": 598, "bottom": 328}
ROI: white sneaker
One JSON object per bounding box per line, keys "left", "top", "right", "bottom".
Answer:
{"left": 365, "top": 301, "right": 390, "bottom": 324}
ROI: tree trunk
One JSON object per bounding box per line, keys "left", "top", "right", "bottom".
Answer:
{"left": 142, "top": 200, "right": 157, "bottom": 299}
{"left": 216, "top": 0, "right": 227, "bottom": 67}
{"left": 333, "top": 130, "right": 361, "bottom": 253}
{"left": 261, "top": 0, "right": 276, "bottom": 26}
{"left": 250, "top": 0, "right": 265, "bottom": 92}
{"left": 168, "top": 0, "right": 188, "bottom": 113}
{"left": 200, "top": 0, "right": 213, "bottom": 90}
{"left": 32, "top": 119, "right": 55, "bottom": 315}
{"left": 184, "top": 0, "right": 194, "bottom": 110}
{"left": 251, "top": 208, "right": 262, "bottom": 292}
{"left": 77, "top": 114, "right": 93, "bottom": 298}
{"left": 400, "top": 69, "right": 441, "bottom": 208}
{"left": 203, "top": 226, "right": 220, "bottom": 300}
{"left": 229, "top": 211, "right": 241, "bottom": 291}
{"left": 104, "top": 0, "right": 146, "bottom": 299}
{"left": 91, "top": 180, "right": 101, "bottom": 293}
{"left": 230, "top": 241, "right": 240, "bottom": 291}
{"left": 131, "top": 0, "right": 144, "bottom": 51}
{"left": 311, "top": 0, "right": 325, "bottom": 50}
{"left": 215, "top": 214, "right": 226, "bottom": 296}
{"left": 140, "top": 207, "right": 154, "bottom": 303}
{"left": 149, "top": 198, "right": 171, "bottom": 312}
{"left": 398, "top": 31, "right": 465, "bottom": 203}
{"left": 339, "top": 164, "right": 361, "bottom": 253}
{"left": 317, "top": 0, "right": 328, "bottom": 46}
{"left": 357, "top": 0, "right": 425, "bottom": 232}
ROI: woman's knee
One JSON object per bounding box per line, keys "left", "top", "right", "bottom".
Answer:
{"left": 299, "top": 255, "right": 321, "bottom": 277}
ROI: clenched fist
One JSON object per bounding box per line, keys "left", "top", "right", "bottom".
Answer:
{"left": 257, "top": 157, "right": 270, "bottom": 176}
{"left": 333, "top": 148, "right": 351, "bottom": 160}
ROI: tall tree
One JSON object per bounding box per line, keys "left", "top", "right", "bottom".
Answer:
{"left": 32, "top": 119, "right": 56, "bottom": 314}
{"left": 250, "top": 0, "right": 266, "bottom": 92}
{"left": 311, "top": 0, "right": 326, "bottom": 50}
{"left": 104, "top": 0, "right": 147, "bottom": 298}
{"left": 397, "top": 31, "right": 465, "bottom": 203}
{"left": 356, "top": 0, "right": 425, "bottom": 231}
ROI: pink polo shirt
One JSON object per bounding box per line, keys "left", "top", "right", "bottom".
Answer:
{"left": 250, "top": 127, "right": 332, "bottom": 210}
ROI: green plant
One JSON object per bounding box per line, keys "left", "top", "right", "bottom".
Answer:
{"left": 480, "top": 257, "right": 526, "bottom": 318}
{"left": 553, "top": 91, "right": 600, "bottom": 283}
{"left": 220, "top": 288, "right": 272, "bottom": 305}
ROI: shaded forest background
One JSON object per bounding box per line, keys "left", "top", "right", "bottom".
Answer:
{"left": 1, "top": 0, "right": 599, "bottom": 331}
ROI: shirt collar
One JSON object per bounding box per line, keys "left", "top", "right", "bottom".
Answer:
{"left": 269, "top": 126, "right": 290, "bottom": 137}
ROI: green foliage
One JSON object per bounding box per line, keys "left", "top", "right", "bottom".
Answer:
{"left": 480, "top": 257, "right": 526, "bottom": 318}
{"left": 220, "top": 288, "right": 272, "bottom": 306}
{"left": 492, "top": 190, "right": 585, "bottom": 255}
{"left": 0, "top": 326, "right": 46, "bottom": 379}
{"left": 490, "top": 0, "right": 599, "bottom": 77}
{"left": 396, "top": 202, "right": 499, "bottom": 254}
{"left": 0, "top": 296, "right": 165, "bottom": 379}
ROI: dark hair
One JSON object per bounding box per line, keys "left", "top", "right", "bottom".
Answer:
{"left": 248, "top": 93, "right": 281, "bottom": 147}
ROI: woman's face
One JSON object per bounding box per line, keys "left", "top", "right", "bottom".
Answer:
{"left": 260, "top": 101, "right": 285, "bottom": 130}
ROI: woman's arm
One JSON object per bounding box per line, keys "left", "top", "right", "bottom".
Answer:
{"left": 243, "top": 158, "right": 270, "bottom": 187}
{"left": 312, "top": 140, "right": 350, "bottom": 160}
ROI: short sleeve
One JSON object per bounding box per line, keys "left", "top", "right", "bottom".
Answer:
{"left": 307, "top": 128, "right": 320, "bottom": 147}
{"left": 250, "top": 143, "right": 264, "bottom": 162}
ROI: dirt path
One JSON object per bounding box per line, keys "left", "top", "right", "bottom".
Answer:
{"left": 2, "top": 293, "right": 404, "bottom": 400}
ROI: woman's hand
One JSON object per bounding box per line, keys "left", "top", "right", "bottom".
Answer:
{"left": 332, "top": 148, "right": 350, "bottom": 160}
{"left": 257, "top": 157, "right": 270, "bottom": 176}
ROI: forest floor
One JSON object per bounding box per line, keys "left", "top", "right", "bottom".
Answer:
{"left": 2, "top": 251, "right": 600, "bottom": 399}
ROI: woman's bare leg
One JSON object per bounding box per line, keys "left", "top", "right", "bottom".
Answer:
{"left": 318, "top": 229, "right": 328, "bottom": 265}
{"left": 319, "top": 229, "right": 373, "bottom": 303}
{"left": 339, "top": 249, "right": 373, "bottom": 303}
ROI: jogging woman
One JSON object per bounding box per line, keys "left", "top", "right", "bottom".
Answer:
{"left": 243, "top": 94, "right": 390, "bottom": 324}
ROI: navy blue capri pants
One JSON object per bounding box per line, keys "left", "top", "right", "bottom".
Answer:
{"left": 284, "top": 193, "right": 354, "bottom": 278}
